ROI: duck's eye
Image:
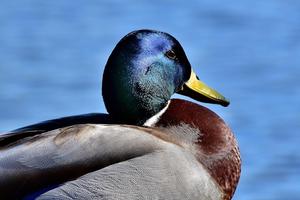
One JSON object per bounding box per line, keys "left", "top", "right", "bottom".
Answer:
{"left": 165, "top": 50, "right": 177, "bottom": 60}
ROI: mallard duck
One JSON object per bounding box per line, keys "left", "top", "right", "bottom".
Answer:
{"left": 0, "top": 30, "right": 241, "bottom": 200}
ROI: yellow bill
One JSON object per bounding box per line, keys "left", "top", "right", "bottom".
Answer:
{"left": 177, "top": 70, "right": 230, "bottom": 107}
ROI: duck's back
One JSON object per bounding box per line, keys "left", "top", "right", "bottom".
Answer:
{"left": 0, "top": 124, "right": 222, "bottom": 200}
{"left": 0, "top": 113, "right": 111, "bottom": 146}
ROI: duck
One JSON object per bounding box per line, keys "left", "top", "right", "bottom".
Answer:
{"left": 0, "top": 29, "right": 241, "bottom": 200}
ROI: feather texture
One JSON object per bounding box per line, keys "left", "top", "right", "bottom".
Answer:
{"left": 0, "top": 124, "right": 222, "bottom": 199}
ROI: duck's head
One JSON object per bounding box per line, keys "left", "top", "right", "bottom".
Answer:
{"left": 102, "top": 29, "right": 229, "bottom": 125}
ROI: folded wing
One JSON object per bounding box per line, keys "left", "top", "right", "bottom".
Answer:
{"left": 0, "top": 124, "right": 221, "bottom": 199}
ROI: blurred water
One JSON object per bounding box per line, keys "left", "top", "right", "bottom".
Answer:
{"left": 1, "top": 0, "right": 300, "bottom": 199}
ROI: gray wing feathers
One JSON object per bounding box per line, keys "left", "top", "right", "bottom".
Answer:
{"left": 0, "top": 124, "right": 222, "bottom": 199}
{"left": 1, "top": 125, "right": 160, "bottom": 170}
{"left": 38, "top": 149, "right": 222, "bottom": 200}
{"left": 0, "top": 124, "right": 165, "bottom": 194}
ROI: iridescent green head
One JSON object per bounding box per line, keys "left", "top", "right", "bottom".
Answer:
{"left": 102, "top": 30, "right": 229, "bottom": 125}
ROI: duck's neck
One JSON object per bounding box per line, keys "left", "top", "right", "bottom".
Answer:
{"left": 154, "top": 99, "right": 241, "bottom": 200}
{"left": 143, "top": 101, "right": 171, "bottom": 127}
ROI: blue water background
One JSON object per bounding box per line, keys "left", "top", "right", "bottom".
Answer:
{"left": 0, "top": 1, "right": 299, "bottom": 199}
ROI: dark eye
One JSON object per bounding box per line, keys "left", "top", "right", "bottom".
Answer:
{"left": 165, "top": 50, "right": 177, "bottom": 60}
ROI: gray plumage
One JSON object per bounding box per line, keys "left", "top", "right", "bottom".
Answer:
{"left": 0, "top": 124, "right": 222, "bottom": 199}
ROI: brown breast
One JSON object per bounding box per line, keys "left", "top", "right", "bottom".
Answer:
{"left": 155, "top": 99, "right": 241, "bottom": 200}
